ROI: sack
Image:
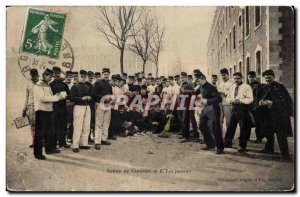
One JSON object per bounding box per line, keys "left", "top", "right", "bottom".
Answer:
{"left": 14, "top": 116, "right": 30, "bottom": 129}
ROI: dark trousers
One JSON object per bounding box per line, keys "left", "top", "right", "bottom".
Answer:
{"left": 89, "top": 102, "right": 95, "bottom": 139}
{"left": 53, "top": 107, "right": 68, "bottom": 147}
{"left": 200, "top": 105, "right": 223, "bottom": 150}
{"left": 34, "top": 111, "right": 55, "bottom": 157}
{"left": 67, "top": 105, "right": 74, "bottom": 140}
{"left": 264, "top": 131, "right": 289, "bottom": 157}
{"left": 170, "top": 110, "right": 180, "bottom": 132}
{"left": 178, "top": 109, "right": 190, "bottom": 139}
{"left": 224, "top": 105, "right": 251, "bottom": 149}
{"left": 254, "top": 111, "right": 264, "bottom": 140}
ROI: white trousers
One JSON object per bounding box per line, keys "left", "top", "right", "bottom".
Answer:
{"left": 94, "top": 103, "right": 111, "bottom": 144}
{"left": 72, "top": 105, "right": 91, "bottom": 149}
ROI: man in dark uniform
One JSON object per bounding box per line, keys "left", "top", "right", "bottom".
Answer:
{"left": 94, "top": 72, "right": 101, "bottom": 81}
{"left": 92, "top": 68, "right": 113, "bottom": 150}
{"left": 50, "top": 66, "right": 70, "bottom": 149}
{"left": 178, "top": 72, "right": 194, "bottom": 143}
{"left": 211, "top": 75, "right": 218, "bottom": 87}
{"left": 65, "top": 71, "right": 74, "bottom": 143}
{"left": 247, "top": 71, "right": 263, "bottom": 143}
{"left": 258, "top": 70, "right": 293, "bottom": 161}
{"left": 195, "top": 72, "right": 224, "bottom": 154}
{"left": 70, "top": 70, "right": 93, "bottom": 152}
{"left": 72, "top": 71, "right": 79, "bottom": 85}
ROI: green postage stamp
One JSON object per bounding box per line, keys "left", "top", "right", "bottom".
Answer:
{"left": 21, "top": 8, "right": 67, "bottom": 59}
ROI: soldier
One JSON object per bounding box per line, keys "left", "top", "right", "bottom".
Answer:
{"left": 224, "top": 72, "right": 253, "bottom": 153}
{"left": 72, "top": 71, "right": 79, "bottom": 85}
{"left": 94, "top": 72, "right": 101, "bottom": 81}
{"left": 50, "top": 66, "right": 70, "bottom": 149}
{"left": 88, "top": 71, "right": 94, "bottom": 84}
{"left": 218, "top": 68, "right": 234, "bottom": 134}
{"left": 22, "top": 69, "right": 39, "bottom": 148}
{"left": 70, "top": 70, "right": 92, "bottom": 153}
{"left": 211, "top": 75, "right": 218, "bottom": 87}
{"left": 195, "top": 72, "right": 223, "bottom": 154}
{"left": 258, "top": 70, "right": 293, "bottom": 161}
{"left": 187, "top": 75, "right": 193, "bottom": 84}
{"left": 122, "top": 72, "right": 128, "bottom": 81}
{"left": 33, "top": 68, "right": 65, "bottom": 160}
{"left": 247, "top": 71, "right": 263, "bottom": 143}
{"left": 108, "top": 75, "right": 120, "bottom": 140}
{"left": 174, "top": 75, "right": 181, "bottom": 86}
{"left": 147, "top": 77, "right": 156, "bottom": 95}
{"left": 92, "top": 68, "right": 113, "bottom": 150}
{"left": 65, "top": 71, "right": 74, "bottom": 143}
{"left": 148, "top": 103, "right": 169, "bottom": 134}
{"left": 87, "top": 71, "right": 96, "bottom": 143}
{"left": 178, "top": 72, "right": 194, "bottom": 143}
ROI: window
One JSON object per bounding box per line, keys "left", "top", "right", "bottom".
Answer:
{"left": 220, "top": 46, "right": 222, "bottom": 60}
{"left": 239, "top": 61, "right": 242, "bottom": 73}
{"left": 245, "top": 6, "right": 250, "bottom": 37}
{"left": 229, "top": 32, "right": 232, "bottom": 53}
{"left": 255, "top": 6, "right": 261, "bottom": 27}
{"left": 233, "top": 25, "right": 236, "bottom": 49}
{"left": 225, "top": 38, "right": 228, "bottom": 55}
{"left": 229, "top": 67, "right": 232, "bottom": 77}
{"left": 246, "top": 56, "right": 250, "bottom": 74}
{"left": 233, "top": 65, "right": 236, "bottom": 73}
{"left": 238, "top": 15, "right": 242, "bottom": 43}
{"left": 256, "top": 50, "right": 262, "bottom": 82}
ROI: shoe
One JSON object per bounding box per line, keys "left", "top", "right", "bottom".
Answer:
{"left": 224, "top": 144, "right": 232, "bottom": 148}
{"left": 238, "top": 148, "right": 246, "bottom": 153}
{"left": 180, "top": 139, "right": 190, "bottom": 143}
{"left": 259, "top": 149, "right": 274, "bottom": 154}
{"left": 46, "top": 149, "right": 61, "bottom": 154}
{"left": 201, "top": 147, "right": 215, "bottom": 151}
{"left": 73, "top": 148, "right": 79, "bottom": 153}
{"left": 35, "top": 155, "right": 46, "bottom": 160}
{"left": 29, "top": 144, "right": 34, "bottom": 148}
{"left": 79, "top": 146, "right": 91, "bottom": 149}
{"left": 255, "top": 139, "right": 262, "bottom": 143}
{"left": 95, "top": 144, "right": 101, "bottom": 150}
{"left": 101, "top": 140, "right": 111, "bottom": 145}
{"left": 108, "top": 136, "right": 117, "bottom": 140}
{"left": 216, "top": 149, "right": 224, "bottom": 154}
{"left": 64, "top": 144, "right": 71, "bottom": 148}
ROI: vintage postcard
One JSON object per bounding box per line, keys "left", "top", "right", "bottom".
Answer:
{"left": 6, "top": 6, "right": 295, "bottom": 192}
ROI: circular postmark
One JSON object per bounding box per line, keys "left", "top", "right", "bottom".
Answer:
{"left": 18, "top": 38, "right": 75, "bottom": 80}
{"left": 17, "top": 152, "right": 27, "bottom": 164}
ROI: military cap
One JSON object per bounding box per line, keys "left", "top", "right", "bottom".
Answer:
{"left": 44, "top": 68, "right": 53, "bottom": 75}
{"left": 102, "top": 68, "right": 110, "bottom": 73}
{"left": 150, "top": 77, "right": 155, "bottom": 80}
{"left": 193, "top": 69, "right": 201, "bottom": 74}
{"left": 211, "top": 74, "right": 218, "bottom": 78}
{"left": 52, "top": 66, "right": 61, "bottom": 73}
{"left": 233, "top": 72, "right": 242, "bottom": 78}
{"left": 30, "top": 68, "right": 38, "bottom": 77}
{"left": 88, "top": 71, "right": 94, "bottom": 77}
{"left": 122, "top": 72, "right": 128, "bottom": 76}
{"left": 66, "top": 71, "right": 72, "bottom": 76}
{"left": 195, "top": 71, "right": 206, "bottom": 79}
{"left": 181, "top": 72, "right": 187, "bottom": 77}
{"left": 188, "top": 75, "right": 193, "bottom": 78}
{"left": 262, "top": 69, "right": 275, "bottom": 77}
{"left": 79, "top": 70, "right": 88, "bottom": 76}
{"left": 128, "top": 75, "right": 135, "bottom": 80}
{"left": 111, "top": 75, "right": 117, "bottom": 80}
{"left": 141, "top": 85, "right": 148, "bottom": 90}
{"left": 174, "top": 75, "right": 180, "bottom": 79}
{"left": 248, "top": 71, "right": 256, "bottom": 76}
{"left": 95, "top": 72, "right": 101, "bottom": 76}
{"left": 220, "top": 68, "right": 229, "bottom": 74}
{"left": 162, "top": 78, "right": 167, "bottom": 82}
{"left": 73, "top": 71, "right": 78, "bottom": 75}
{"left": 137, "top": 78, "right": 142, "bottom": 82}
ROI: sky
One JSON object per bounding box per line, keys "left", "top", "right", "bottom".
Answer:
{"left": 7, "top": 6, "right": 215, "bottom": 91}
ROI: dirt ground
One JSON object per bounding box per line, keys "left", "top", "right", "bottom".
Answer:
{"left": 6, "top": 92, "right": 295, "bottom": 192}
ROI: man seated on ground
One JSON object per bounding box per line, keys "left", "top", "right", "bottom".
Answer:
{"left": 148, "top": 103, "right": 171, "bottom": 134}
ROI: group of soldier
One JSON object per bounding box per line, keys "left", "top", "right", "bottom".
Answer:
{"left": 22, "top": 65, "right": 293, "bottom": 161}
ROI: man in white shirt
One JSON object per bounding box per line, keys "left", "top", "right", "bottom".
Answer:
{"left": 23, "top": 69, "right": 39, "bottom": 148}
{"left": 218, "top": 68, "right": 234, "bottom": 134}
{"left": 34, "top": 68, "right": 66, "bottom": 160}
{"left": 224, "top": 72, "right": 253, "bottom": 153}
{"left": 147, "top": 77, "right": 156, "bottom": 95}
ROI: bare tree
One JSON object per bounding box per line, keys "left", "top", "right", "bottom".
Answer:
{"left": 128, "top": 11, "right": 154, "bottom": 74}
{"left": 150, "top": 20, "right": 165, "bottom": 77}
{"left": 96, "top": 6, "right": 144, "bottom": 74}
